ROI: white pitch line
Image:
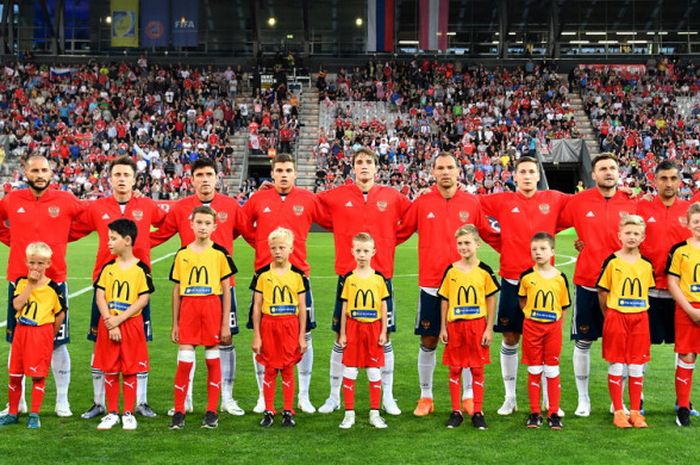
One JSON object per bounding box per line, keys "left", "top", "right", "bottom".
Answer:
{"left": 67, "top": 252, "right": 176, "bottom": 299}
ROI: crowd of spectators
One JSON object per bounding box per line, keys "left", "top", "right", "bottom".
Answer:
{"left": 0, "top": 58, "right": 275, "bottom": 200}
{"left": 577, "top": 59, "right": 700, "bottom": 197}
{"left": 313, "top": 60, "right": 576, "bottom": 197}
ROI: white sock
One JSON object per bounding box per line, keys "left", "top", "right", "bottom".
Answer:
{"left": 136, "top": 372, "right": 148, "bottom": 405}
{"left": 462, "top": 368, "right": 473, "bottom": 399}
{"left": 381, "top": 342, "right": 395, "bottom": 402}
{"left": 187, "top": 356, "right": 195, "bottom": 406}
{"left": 52, "top": 345, "right": 71, "bottom": 406}
{"left": 542, "top": 373, "right": 549, "bottom": 406}
{"left": 573, "top": 341, "right": 592, "bottom": 402}
{"left": 329, "top": 342, "right": 344, "bottom": 402}
{"left": 417, "top": 345, "right": 436, "bottom": 399}
{"left": 298, "top": 333, "right": 313, "bottom": 400}
{"left": 500, "top": 342, "right": 518, "bottom": 400}
{"left": 90, "top": 352, "right": 105, "bottom": 406}
{"left": 253, "top": 352, "right": 265, "bottom": 399}
{"left": 219, "top": 344, "right": 235, "bottom": 403}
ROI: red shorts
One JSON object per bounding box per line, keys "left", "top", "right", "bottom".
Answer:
{"left": 442, "top": 318, "right": 490, "bottom": 369}
{"left": 93, "top": 314, "right": 149, "bottom": 375}
{"left": 178, "top": 295, "right": 222, "bottom": 347}
{"left": 256, "top": 315, "right": 301, "bottom": 369}
{"left": 675, "top": 302, "right": 700, "bottom": 354}
{"left": 9, "top": 324, "right": 54, "bottom": 377}
{"left": 602, "top": 309, "right": 651, "bottom": 364}
{"left": 343, "top": 319, "right": 384, "bottom": 368}
{"left": 521, "top": 318, "right": 563, "bottom": 366}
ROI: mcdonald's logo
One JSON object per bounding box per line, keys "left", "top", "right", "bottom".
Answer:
{"left": 693, "top": 263, "right": 700, "bottom": 283}
{"left": 111, "top": 280, "right": 131, "bottom": 301}
{"left": 534, "top": 290, "right": 555, "bottom": 311}
{"left": 22, "top": 301, "right": 38, "bottom": 321}
{"left": 188, "top": 266, "right": 209, "bottom": 286}
{"left": 272, "top": 285, "right": 294, "bottom": 304}
{"left": 456, "top": 286, "right": 477, "bottom": 306}
{"left": 621, "top": 278, "right": 642, "bottom": 297}
{"left": 354, "top": 289, "right": 376, "bottom": 309}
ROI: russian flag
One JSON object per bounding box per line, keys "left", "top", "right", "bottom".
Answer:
{"left": 419, "top": 0, "right": 449, "bottom": 51}
{"left": 50, "top": 67, "right": 75, "bottom": 80}
{"left": 367, "top": 0, "right": 394, "bottom": 52}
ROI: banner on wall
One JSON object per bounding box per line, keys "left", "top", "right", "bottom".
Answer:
{"left": 140, "top": 0, "right": 169, "bottom": 47}
{"left": 111, "top": 0, "right": 139, "bottom": 48}
{"left": 171, "top": 1, "right": 199, "bottom": 47}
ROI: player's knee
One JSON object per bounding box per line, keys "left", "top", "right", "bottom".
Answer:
{"left": 367, "top": 367, "right": 381, "bottom": 382}
{"left": 575, "top": 340, "right": 593, "bottom": 350}
{"left": 343, "top": 367, "right": 359, "bottom": 380}
{"left": 527, "top": 365, "right": 544, "bottom": 376}
{"left": 628, "top": 364, "right": 644, "bottom": 378}
{"left": 503, "top": 332, "right": 520, "bottom": 346}
{"left": 608, "top": 362, "right": 624, "bottom": 376}
{"left": 420, "top": 336, "right": 438, "bottom": 350}
{"left": 543, "top": 365, "right": 560, "bottom": 378}
{"left": 678, "top": 353, "right": 697, "bottom": 365}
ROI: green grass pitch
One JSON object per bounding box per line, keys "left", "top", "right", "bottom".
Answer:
{"left": 0, "top": 231, "right": 696, "bottom": 464}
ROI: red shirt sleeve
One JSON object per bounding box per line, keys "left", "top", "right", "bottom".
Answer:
{"left": 0, "top": 196, "right": 10, "bottom": 246}
{"left": 150, "top": 209, "right": 178, "bottom": 247}
{"left": 68, "top": 202, "right": 95, "bottom": 242}
{"left": 314, "top": 190, "right": 333, "bottom": 230}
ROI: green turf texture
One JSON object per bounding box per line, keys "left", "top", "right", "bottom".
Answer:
{"left": 0, "top": 231, "right": 695, "bottom": 464}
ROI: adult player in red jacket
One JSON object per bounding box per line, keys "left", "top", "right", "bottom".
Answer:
{"left": 479, "top": 156, "right": 570, "bottom": 416}
{"left": 151, "top": 157, "right": 247, "bottom": 416}
{"left": 0, "top": 155, "right": 84, "bottom": 417}
{"left": 70, "top": 156, "right": 167, "bottom": 420}
{"left": 241, "top": 153, "right": 323, "bottom": 414}
{"left": 398, "top": 152, "right": 500, "bottom": 417}
{"left": 316, "top": 147, "right": 411, "bottom": 416}
{"left": 558, "top": 153, "right": 637, "bottom": 417}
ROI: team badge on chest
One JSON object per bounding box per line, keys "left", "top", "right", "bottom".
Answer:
{"left": 376, "top": 201, "right": 387, "bottom": 212}
{"left": 538, "top": 203, "right": 550, "bottom": 214}
{"left": 217, "top": 211, "right": 229, "bottom": 223}
{"left": 459, "top": 211, "right": 469, "bottom": 222}
{"left": 48, "top": 206, "right": 60, "bottom": 218}
{"left": 678, "top": 216, "right": 688, "bottom": 226}
{"left": 132, "top": 209, "right": 144, "bottom": 221}
{"left": 293, "top": 205, "right": 305, "bottom": 216}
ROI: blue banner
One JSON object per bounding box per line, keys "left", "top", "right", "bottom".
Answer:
{"left": 141, "top": 0, "right": 170, "bottom": 47}
{"left": 171, "top": 1, "right": 198, "bottom": 47}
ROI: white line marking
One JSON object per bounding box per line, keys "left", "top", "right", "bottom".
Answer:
{"left": 0, "top": 320, "right": 5, "bottom": 328}
{"left": 67, "top": 252, "right": 176, "bottom": 299}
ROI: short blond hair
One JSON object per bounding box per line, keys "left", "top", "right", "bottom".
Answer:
{"left": 352, "top": 232, "right": 375, "bottom": 245}
{"left": 268, "top": 227, "right": 294, "bottom": 246}
{"left": 25, "top": 242, "right": 52, "bottom": 259}
{"left": 687, "top": 202, "right": 700, "bottom": 221}
{"left": 455, "top": 224, "right": 480, "bottom": 242}
{"left": 619, "top": 214, "right": 646, "bottom": 231}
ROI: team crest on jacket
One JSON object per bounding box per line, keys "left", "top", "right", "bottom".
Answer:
{"left": 459, "top": 211, "right": 469, "bottom": 222}
{"left": 217, "top": 211, "right": 228, "bottom": 223}
{"left": 132, "top": 209, "right": 144, "bottom": 221}
{"left": 679, "top": 216, "right": 688, "bottom": 226}
{"left": 48, "top": 206, "right": 60, "bottom": 218}
{"left": 293, "top": 205, "right": 305, "bottom": 216}
{"left": 538, "top": 203, "right": 550, "bottom": 214}
{"left": 619, "top": 211, "right": 631, "bottom": 218}
{"left": 376, "top": 201, "right": 387, "bottom": 212}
